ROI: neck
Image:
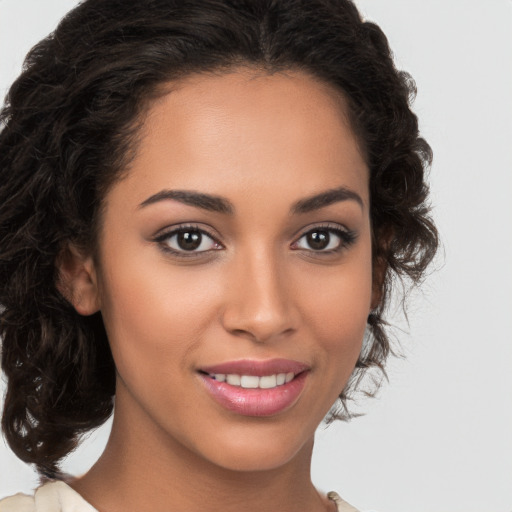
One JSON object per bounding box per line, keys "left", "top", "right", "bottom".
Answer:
{"left": 71, "top": 391, "right": 331, "bottom": 512}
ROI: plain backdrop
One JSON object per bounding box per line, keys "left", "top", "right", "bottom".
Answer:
{"left": 1, "top": 1, "right": 511, "bottom": 511}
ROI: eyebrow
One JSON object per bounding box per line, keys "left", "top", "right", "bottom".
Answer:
{"left": 138, "top": 185, "right": 363, "bottom": 215}
{"left": 291, "top": 186, "right": 364, "bottom": 214}
{"left": 139, "top": 189, "right": 234, "bottom": 214}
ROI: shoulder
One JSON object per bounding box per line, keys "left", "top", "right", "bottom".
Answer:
{"left": 328, "top": 491, "right": 382, "bottom": 512}
{"left": 0, "top": 492, "right": 35, "bottom": 512}
{"left": 0, "top": 481, "right": 97, "bottom": 512}
{"left": 328, "top": 491, "right": 360, "bottom": 512}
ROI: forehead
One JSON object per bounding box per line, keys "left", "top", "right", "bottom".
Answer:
{"left": 110, "top": 68, "right": 369, "bottom": 212}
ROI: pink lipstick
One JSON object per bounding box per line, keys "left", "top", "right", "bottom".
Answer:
{"left": 198, "top": 359, "right": 309, "bottom": 417}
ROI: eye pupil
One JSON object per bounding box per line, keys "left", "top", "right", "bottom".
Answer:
{"left": 177, "top": 231, "right": 202, "bottom": 251}
{"left": 307, "top": 230, "right": 330, "bottom": 250}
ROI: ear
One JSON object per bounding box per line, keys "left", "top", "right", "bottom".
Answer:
{"left": 56, "top": 244, "right": 101, "bottom": 316}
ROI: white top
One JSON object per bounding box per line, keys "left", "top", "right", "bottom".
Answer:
{"left": 0, "top": 481, "right": 360, "bottom": 512}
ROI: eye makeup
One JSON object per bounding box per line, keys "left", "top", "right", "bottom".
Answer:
{"left": 153, "top": 223, "right": 223, "bottom": 258}
{"left": 152, "top": 221, "right": 357, "bottom": 261}
{"left": 291, "top": 223, "right": 358, "bottom": 254}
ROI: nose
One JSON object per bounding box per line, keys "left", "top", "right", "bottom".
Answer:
{"left": 220, "top": 248, "right": 297, "bottom": 343}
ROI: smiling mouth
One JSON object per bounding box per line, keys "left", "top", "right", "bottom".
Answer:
{"left": 201, "top": 371, "right": 297, "bottom": 389}
{"left": 197, "top": 360, "right": 309, "bottom": 416}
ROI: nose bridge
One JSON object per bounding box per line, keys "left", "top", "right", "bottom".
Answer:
{"left": 221, "top": 243, "right": 295, "bottom": 342}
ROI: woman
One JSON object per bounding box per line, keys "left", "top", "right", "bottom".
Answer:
{"left": 0, "top": 0, "right": 438, "bottom": 511}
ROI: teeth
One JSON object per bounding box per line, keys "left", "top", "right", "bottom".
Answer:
{"left": 259, "top": 375, "right": 277, "bottom": 389}
{"left": 211, "top": 372, "right": 295, "bottom": 389}
{"left": 240, "top": 375, "right": 259, "bottom": 389}
{"left": 226, "top": 374, "right": 241, "bottom": 386}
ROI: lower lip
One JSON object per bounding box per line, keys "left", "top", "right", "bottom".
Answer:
{"left": 199, "top": 372, "right": 308, "bottom": 417}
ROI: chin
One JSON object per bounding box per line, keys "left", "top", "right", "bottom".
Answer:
{"left": 193, "top": 426, "right": 314, "bottom": 473}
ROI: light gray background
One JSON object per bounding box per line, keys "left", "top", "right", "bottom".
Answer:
{"left": 1, "top": 1, "right": 511, "bottom": 511}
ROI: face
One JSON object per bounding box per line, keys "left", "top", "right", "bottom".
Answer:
{"left": 90, "top": 69, "right": 374, "bottom": 472}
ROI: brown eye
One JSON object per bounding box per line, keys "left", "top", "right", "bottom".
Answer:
{"left": 157, "top": 227, "right": 221, "bottom": 254}
{"left": 177, "top": 230, "right": 202, "bottom": 251}
{"left": 292, "top": 226, "right": 357, "bottom": 253}
{"left": 306, "top": 230, "right": 331, "bottom": 250}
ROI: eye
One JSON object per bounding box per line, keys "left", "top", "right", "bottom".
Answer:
{"left": 291, "top": 226, "right": 357, "bottom": 253}
{"left": 155, "top": 226, "right": 222, "bottom": 255}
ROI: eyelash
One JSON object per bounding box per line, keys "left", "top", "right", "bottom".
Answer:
{"left": 154, "top": 223, "right": 357, "bottom": 258}
{"left": 291, "top": 224, "right": 358, "bottom": 254}
{"left": 154, "top": 224, "right": 223, "bottom": 258}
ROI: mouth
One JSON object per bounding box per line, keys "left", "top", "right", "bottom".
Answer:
{"left": 197, "top": 359, "right": 309, "bottom": 417}
{"left": 202, "top": 371, "right": 296, "bottom": 389}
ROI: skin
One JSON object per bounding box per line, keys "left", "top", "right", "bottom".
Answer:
{"left": 64, "top": 68, "right": 375, "bottom": 512}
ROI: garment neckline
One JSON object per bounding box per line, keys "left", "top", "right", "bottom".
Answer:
{"left": 38, "top": 480, "right": 352, "bottom": 512}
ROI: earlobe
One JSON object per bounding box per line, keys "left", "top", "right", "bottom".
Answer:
{"left": 56, "top": 244, "right": 101, "bottom": 316}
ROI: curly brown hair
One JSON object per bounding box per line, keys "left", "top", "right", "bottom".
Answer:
{"left": 0, "top": 0, "right": 438, "bottom": 478}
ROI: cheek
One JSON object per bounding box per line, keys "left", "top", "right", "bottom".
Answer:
{"left": 296, "top": 250, "right": 373, "bottom": 373}
{"left": 309, "top": 278, "right": 371, "bottom": 335}
{"left": 97, "top": 251, "right": 230, "bottom": 389}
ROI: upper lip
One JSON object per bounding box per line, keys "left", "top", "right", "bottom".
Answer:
{"left": 199, "top": 358, "right": 309, "bottom": 376}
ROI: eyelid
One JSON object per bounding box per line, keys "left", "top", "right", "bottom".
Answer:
{"left": 153, "top": 223, "right": 224, "bottom": 257}
{"left": 291, "top": 222, "right": 357, "bottom": 252}
{"left": 153, "top": 222, "right": 220, "bottom": 240}
{"left": 152, "top": 222, "right": 356, "bottom": 258}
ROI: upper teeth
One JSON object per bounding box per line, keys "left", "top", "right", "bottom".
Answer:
{"left": 211, "top": 372, "right": 295, "bottom": 389}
